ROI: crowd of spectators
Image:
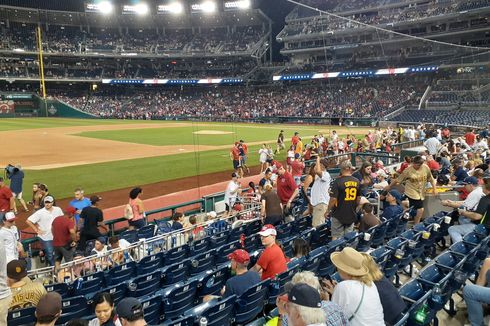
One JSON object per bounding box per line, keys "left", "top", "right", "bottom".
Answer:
{"left": 55, "top": 79, "right": 423, "bottom": 119}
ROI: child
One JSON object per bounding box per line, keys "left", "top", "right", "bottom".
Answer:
{"left": 359, "top": 203, "right": 380, "bottom": 232}
{"left": 171, "top": 212, "right": 184, "bottom": 231}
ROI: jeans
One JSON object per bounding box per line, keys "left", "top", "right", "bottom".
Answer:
{"left": 448, "top": 223, "right": 475, "bottom": 243}
{"left": 463, "top": 283, "right": 490, "bottom": 326}
{"left": 41, "top": 239, "right": 55, "bottom": 266}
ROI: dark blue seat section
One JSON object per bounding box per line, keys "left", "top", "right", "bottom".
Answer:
{"left": 160, "top": 279, "right": 199, "bottom": 320}
{"left": 189, "top": 238, "right": 210, "bottom": 256}
{"left": 127, "top": 270, "right": 162, "bottom": 298}
{"left": 141, "top": 294, "right": 162, "bottom": 325}
{"left": 189, "top": 249, "right": 216, "bottom": 276}
{"left": 166, "top": 244, "right": 190, "bottom": 265}
{"left": 71, "top": 271, "right": 105, "bottom": 297}
{"left": 138, "top": 252, "right": 165, "bottom": 276}
{"left": 234, "top": 279, "right": 270, "bottom": 324}
{"left": 105, "top": 261, "right": 137, "bottom": 286}
{"left": 184, "top": 295, "right": 237, "bottom": 326}
{"left": 55, "top": 296, "right": 89, "bottom": 325}
{"left": 162, "top": 260, "right": 190, "bottom": 286}
{"left": 195, "top": 265, "right": 230, "bottom": 299}
{"left": 137, "top": 224, "right": 156, "bottom": 239}
{"left": 7, "top": 306, "right": 36, "bottom": 326}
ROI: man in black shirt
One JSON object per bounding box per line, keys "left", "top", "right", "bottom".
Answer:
{"left": 329, "top": 160, "right": 360, "bottom": 239}
{"left": 78, "top": 195, "right": 107, "bottom": 250}
{"left": 258, "top": 169, "right": 274, "bottom": 194}
{"left": 458, "top": 178, "right": 490, "bottom": 229}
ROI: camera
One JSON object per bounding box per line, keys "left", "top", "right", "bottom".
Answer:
{"left": 5, "top": 164, "right": 19, "bottom": 177}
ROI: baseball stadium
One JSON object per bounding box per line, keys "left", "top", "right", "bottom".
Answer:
{"left": 0, "top": 0, "right": 489, "bottom": 325}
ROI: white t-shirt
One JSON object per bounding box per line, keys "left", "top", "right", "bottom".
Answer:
{"left": 332, "top": 280, "right": 385, "bottom": 326}
{"left": 424, "top": 137, "right": 441, "bottom": 155}
{"left": 0, "top": 226, "right": 19, "bottom": 263}
{"left": 224, "top": 181, "right": 240, "bottom": 206}
{"left": 118, "top": 238, "right": 131, "bottom": 249}
{"left": 310, "top": 171, "right": 331, "bottom": 206}
{"left": 259, "top": 148, "right": 269, "bottom": 163}
{"left": 27, "top": 206, "right": 64, "bottom": 241}
{"left": 91, "top": 245, "right": 108, "bottom": 257}
{"left": 464, "top": 187, "right": 485, "bottom": 211}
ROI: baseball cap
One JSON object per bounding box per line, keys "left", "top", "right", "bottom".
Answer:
{"left": 96, "top": 237, "right": 106, "bottom": 244}
{"left": 43, "top": 196, "right": 54, "bottom": 203}
{"left": 227, "top": 249, "right": 250, "bottom": 264}
{"left": 258, "top": 224, "right": 277, "bottom": 237}
{"left": 294, "top": 153, "right": 300, "bottom": 159}
{"left": 275, "top": 162, "right": 283, "bottom": 169}
{"left": 117, "top": 297, "right": 143, "bottom": 320}
{"left": 206, "top": 211, "right": 217, "bottom": 219}
{"left": 231, "top": 172, "right": 239, "bottom": 178}
{"left": 4, "top": 211, "right": 16, "bottom": 221}
{"left": 64, "top": 206, "right": 77, "bottom": 216}
{"left": 90, "top": 195, "right": 101, "bottom": 204}
{"left": 7, "top": 259, "right": 27, "bottom": 280}
{"left": 278, "top": 283, "right": 322, "bottom": 308}
{"left": 463, "top": 176, "right": 479, "bottom": 186}
{"left": 387, "top": 190, "right": 402, "bottom": 204}
{"left": 36, "top": 292, "right": 62, "bottom": 319}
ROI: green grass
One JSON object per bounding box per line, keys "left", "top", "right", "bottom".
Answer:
{"left": 24, "top": 144, "right": 286, "bottom": 199}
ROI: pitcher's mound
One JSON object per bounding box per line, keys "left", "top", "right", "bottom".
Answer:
{"left": 193, "top": 130, "right": 234, "bottom": 135}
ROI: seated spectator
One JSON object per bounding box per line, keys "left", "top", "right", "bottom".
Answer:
{"left": 324, "top": 247, "right": 385, "bottom": 326}
{"left": 277, "top": 271, "right": 348, "bottom": 326}
{"left": 381, "top": 190, "right": 404, "bottom": 221}
{"left": 35, "top": 292, "right": 62, "bottom": 326}
{"left": 91, "top": 237, "right": 109, "bottom": 257}
{"left": 443, "top": 176, "right": 484, "bottom": 226}
{"left": 188, "top": 215, "right": 204, "bottom": 238}
{"left": 462, "top": 257, "right": 490, "bottom": 326}
{"left": 171, "top": 212, "right": 184, "bottom": 231}
{"left": 260, "top": 184, "right": 283, "bottom": 226}
{"left": 116, "top": 297, "right": 147, "bottom": 326}
{"left": 361, "top": 253, "right": 406, "bottom": 325}
{"left": 279, "top": 283, "right": 328, "bottom": 326}
{"left": 290, "top": 238, "right": 310, "bottom": 261}
{"left": 7, "top": 259, "right": 46, "bottom": 310}
{"left": 358, "top": 203, "right": 380, "bottom": 232}
{"left": 426, "top": 155, "right": 440, "bottom": 171}
{"left": 108, "top": 236, "right": 132, "bottom": 265}
{"left": 89, "top": 292, "right": 122, "bottom": 326}
{"left": 451, "top": 158, "right": 469, "bottom": 183}
{"left": 372, "top": 170, "right": 388, "bottom": 190}
{"left": 253, "top": 225, "right": 287, "bottom": 280}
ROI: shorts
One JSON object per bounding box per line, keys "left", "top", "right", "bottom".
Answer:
{"left": 12, "top": 192, "right": 22, "bottom": 200}
{"left": 312, "top": 203, "right": 328, "bottom": 227}
{"left": 407, "top": 196, "right": 424, "bottom": 210}
{"left": 331, "top": 217, "right": 354, "bottom": 239}
{"left": 233, "top": 160, "right": 241, "bottom": 170}
{"left": 54, "top": 246, "right": 74, "bottom": 263}
{"left": 129, "top": 218, "right": 146, "bottom": 229}
{"left": 240, "top": 155, "right": 247, "bottom": 164}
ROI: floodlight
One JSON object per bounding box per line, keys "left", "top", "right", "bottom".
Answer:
{"left": 201, "top": 1, "right": 216, "bottom": 12}
{"left": 168, "top": 2, "right": 184, "bottom": 14}
{"left": 99, "top": 1, "right": 113, "bottom": 14}
{"left": 135, "top": 3, "right": 149, "bottom": 15}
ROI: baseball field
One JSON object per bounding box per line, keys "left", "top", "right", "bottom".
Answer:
{"left": 0, "top": 118, "right": 372, "bottom": 204}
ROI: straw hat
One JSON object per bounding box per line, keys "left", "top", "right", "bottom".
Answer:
{"left": 330, "top": 247, "right": 369, "bottom": 276}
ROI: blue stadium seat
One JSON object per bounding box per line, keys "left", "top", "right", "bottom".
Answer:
{"left": 166, "top": 244, "right": 189, "bottom": 265}
{"left": 449, "top": 241, "right": 477, "bottom": 256}
{"left": 215, "top": 242, "right": 240, "bottom": 264}
{"left": 161, "top": 315, "right": 194, "bottom": 326}
{"left": 369, "top": 221, "right": 389, "bottom": 248}
{"left": 155, "top": 219, "right": 173, "bottom": 235}
{"left": 279, "top": 236, "right": 296, "bottom": 259}
{"left": 268, "top": 264, "right": 301, "bottom": 304}
{"left": 184, "top": 295, "right": 237, "bottom": 326}
{"left": 105, "top": 261, "right": 136, "bottom": 286}
{"left": 195, "top": 265, "right": 230, "bottom": 298}
{"left": 276, "top": 222, "right": 293, "bottom": 240}
{"left": 228, "top": 224, "right": 247, "bottom": 242}
{"left": 99, "top": 282, "right": 127, "bottom": 304}
{"left": 417, "top": 264, "right": 452, "bottom": 287}
{"left": 138, "top": 252, "right": 165, "bottom": 276}
{"left": 209, "top": 231, "right": 230, "bottom": 249}
{"left": 370, "top": 246, "right": 394, "bottom": 269}
{"left": 189, "top": 238, "right": 210, "bottom": 256}
{"left": 44, "top": 282, "right": 70, "bottom": 297}
{"left": 385, "top": 213, "right": 403, "bottom": 240}
{"left": 303, "top": 246, "right": 326, "bottom": 274}
{"left": 462, "top": 232, "right": 482, "bottom": 245}
{"left": 127, "top": 270, "right": 162, "bottom": 298}
{"left": 141, "top": 294, "right": 162, "bottom": 325}
{"left": 245, "top": 220, "right": 262, "bottom": 236}
{"left": 137, "top": 224, "right": 156, "bottom": 239}
{"left": 161, "top": 280, "right": 199, "bottom": 320}
{"left": 56, "top": 296, "right": 89, "bottom": 325}
{"left": 162, "top": 260, "right": 190, "bottom": 286}
{"left": 234, "top": 279, "right": 270, "bottom": 324}
{"left": 71, "top": 271, "right": 105, "bottom": 297}
{"left": 434, "top": 251, "right": 465, "bottom": 269}
{"left": 8, "top": 306, "right": 36, "bottom": 326}
{"left": 343, "top": 231, "right": 361, "bottom": 248}
{"left": 310, "top": 222, "right": 330, "bottom": 249}
{"left": 189, "top": 250, "right": 216, "bottom": 276}
{"left": 119, "top": 230, "right": 138, "bottom": 243}
{"left": 291, "top": 217, "right": 310, "bottom": 234}
{"left": 244, "top": 234, "right": 261, "bottom": 253}
{"left": 318, "top": 238, "right": 347, "bottom": 277}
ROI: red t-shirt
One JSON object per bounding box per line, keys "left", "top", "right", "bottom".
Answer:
{"left": 291, "top": 160, "right": 305, "bottom": 177}
{"left": 241, "top": 144, "right": 248, "bottom": 155}
{"left": 277, "top": 172, "right": 297, "bottom": 204}
{"left": 291, "top": 136, "right": 299, "bottom": 146}
{"left": 0, "top": 186, "right": 12, "bottom": 212}
{"left": 426, "top": 160, "right": 440, "bottom": 171}
{"left": 398, "top": 162, "right": 409, "bottom": 174}
{"left": 52, "top": 216, "right": 75, "bottom": 247}
{"left": 465, "top": 132, "right": 475, "bottom": 146}
{"left": 231, "top": 147, "right": 240, "bottom": 161}
{"left": 257, "top": 243, "right": 287, "bottom": 280}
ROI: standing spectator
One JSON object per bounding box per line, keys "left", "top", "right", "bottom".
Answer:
{"left": 310, "top": 157, "right": 331, "bottom": 227}
{"left": 276, "top": 130, "right": 285, "bottom": 154}
{"left": 38, "top": 184, "right": 55, "bottom": 210}
{"left": 89, "top": 292, "right": 122, "bottom": 326}
{"left": 286, "top": 146, "right": 295, "bottom": 173}
{"left": 69, "top": 188, "right": 91, "bottom": 227}
{"left": 291, "top": 154, "right": 305, "bottom": 186}
{"left": 0, "top": 241, "right": 12, "bottom": 326}
{"left": 423, "top": 133, "right": 441, "bottom": 156}
{"left": 116, "top": 297, "right": 147, "bottom": 326}
{"left": 239, "top": 140, "right": 250, "bottom": 175}
{"left": 329, "top": 160, "right": 360, "bottom": 239}
{"left": 26, "top": 196, "right": 63, "bottom": 266}
{"left": 7, "top": 259, "right": 46, "bottom": 310}
{"left": 230, "top": 142, "right": 242, "bottom": 178}
{"left": 387, "top": 156, "right": 437, "bottom": 224}
{"left": 260, "top": 184, "right": 283, "bottom": 226}
{"left": 465, "top": 129, "right": 476, "bottom": 147}
{"left": 31, "top": 183, "right": 43, "bottom": 211}
{"left": 224, "top": 173, "right": 241, "bottom": 216}
{"left": 128, "top": 188, "right": 146, "bottom": 230}
{"left": 253, "top": 225, "right": 287, "bottom": 280}
{"left": 34, "top": 292, "right": 62, "bottom": 326}
{"left": 79, "top": 196, "right": 107, "bottom": 250}
{"left": 258, "top": 169, "right": 274, "bottom": 194}
{"left": 259, "top": 144, "right": 269, "bottom": 174}
{"left": 280, "top": 283, "right": 327, "bottom": 326}
{"left": 52, "top": 206, "right": 77, "bottom": 270}
{"left": 276, "top": 164, "right": 299, "bottom": 216}
{"left": 0, "top": 212, "right": 23, "bottom": 263}
{"left": 0, "top": 177, "right": 14, "bottom": 214}
{"left": 7, "top": 165, "right": 28, "bottom": 213}
{"left": 291, "top": 132, "right": 300, "bottom": 148}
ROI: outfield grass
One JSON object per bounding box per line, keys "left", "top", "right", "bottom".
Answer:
{"left": 0, "top": 117, "right": 150, "bottom": 131}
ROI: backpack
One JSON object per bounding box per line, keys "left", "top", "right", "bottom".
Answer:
{"left": 124, "top": 203, "right": 134, "bottom": 220}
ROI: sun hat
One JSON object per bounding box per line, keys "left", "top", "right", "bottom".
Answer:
{"left": 330, "top": 247, "right": 369, "bottom": 276}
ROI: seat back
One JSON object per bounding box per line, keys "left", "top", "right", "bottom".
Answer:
{"left": 449, "top": 241, "right": 477, "bottom": 256}
{"left": 418, "top": 264, "right": 452, "bottom": 286}
{"left": 245, "top": 220, "right": 262, "bottom": 236}
{"left": 166, "top": 244, "right": 189, "bottom": 265}
{"left": 189, "top": 250, "right": 216, "bottom": 276}
{"left": 310, "top": 223, "right": 330, "bottom": 249}
{"left": 189, "top": 238, "right": 210, "bottom": 256}
{"left": 161, "top": 315, "right": 194, "bottom": 326}
{"left": 128, "top": 270, "right": 162, "bottom": 298}
{"left": 44, "top": 282, "right": 70, "bottom": 297}
{"left": 370, "top": 221, "right": 389, "bottom": 247}
{"left": 276, "top": 222, "right": 292, "bottom": 240}
{"left": 209, "top": 231, "right": 230, "bottom": 249}
{"left": 100, "top": 283, "right": 127, "bottom": 304}
{"left": 196, "top": 265, "right": 230, "bottom": 298}
{"left": 106, "top": 261, "right": 136, "bottom": 285}
{"left": 119, "top": 230, "right": 138, "bottom": 243}
{"left": 137, "top": 252, "right": 165, "bottom": 276}
{"left": 162, "top": 260, "right": 190, "bottom": 286}
{"left": 228, "top": 224, "right": 247, "bottom": 242}
{"left": 8, "top": 306, "right": 36, "bottom": 326}
{"left": 71, "top": 271, "right": 105, "bottom": 297}
{"left": 385, "top": 213, "right": 402, "bottom": 239}
{"left": 215, "top": 242, "right": 240, "bottom": 264}
{"left": 303, "top": 246, "right": 326, "bottom": 274}
{"left": 141, "top": 294, "right": 162, "bottom": 325}
{"left": 462, "top": 232, "right": 481, "bottom": 245}
{"left": 185, "top": 295, "right": 237, "bottom": 326}
{"left": 268, "top": 264, "right": 301, "bottom": 304}
{"left": 137, "top": 224, "right": 156, "bottom": 239}
{"left": 162, "top": 280, "right": 199, "bottom": 320}
{"left": 370, "top": 246, "right": 393, "bottom": 269}
{"left": 279, "top": 236, "right": 296, "bottom": 259}
{"left": 244, "top": 234, "right": 261, "bottom": 253}
{"left": 234, "top": 279, "right": 270, "bottom": 324}
{"left": 434, "top": 252, "right": 465, "bottom": 269}
{"left": 398, "top": 279, "right": 429, "bottom": 304}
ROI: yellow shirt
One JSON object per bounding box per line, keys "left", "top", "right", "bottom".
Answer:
{"left": 397, "top": 164, "right": 434, "bottom": 200}
{"left": 294, "top": 141, "right": 303, "bottom": 155}
{"left": 9, "top": 278, "right": 47, "bottom": 310}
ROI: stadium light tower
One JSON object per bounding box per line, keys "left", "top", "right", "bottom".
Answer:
{"left": 98, "top": 1, "right": 114, "bottom": 14}
{"left": 135, "top": 2, "right": 149, "bottom": 15}
{"left": 168, "top": 2, "right": 184, "bottom": 14}
{"left": 236, "top": 0, "right": 251, "bottom": 9}
{"left": 201, "top": 1, "right": 216, "bottom": 13}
